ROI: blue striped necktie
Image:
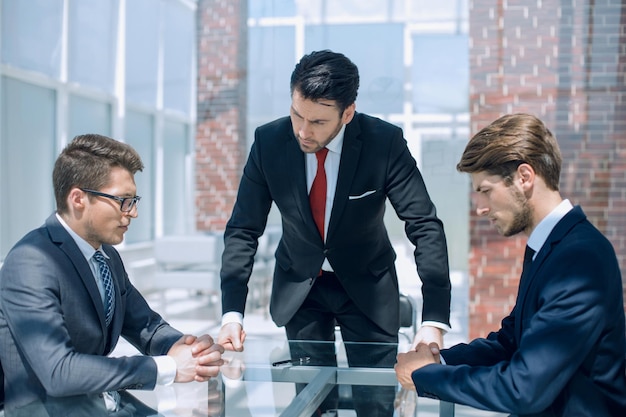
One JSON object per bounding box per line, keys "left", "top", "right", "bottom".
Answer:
{"left": 93, "top": 251, "right": 115, "bottom": 326}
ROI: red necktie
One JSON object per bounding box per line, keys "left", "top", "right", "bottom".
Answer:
{"left": 310, "top": 147, "right": 329, "bottom": 240}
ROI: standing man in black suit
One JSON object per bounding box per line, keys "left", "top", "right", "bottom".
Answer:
{"left": 0, "top": 134, "right": 224, "bottom": 416}
{"left": 218, "top": 50, "right": 451, "bottom": 415}
{"left": 395, "top": 113, "right": 626, "bottom": 416}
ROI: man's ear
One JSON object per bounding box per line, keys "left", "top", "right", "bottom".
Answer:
{"left": 67, "top": 188, "right": 87, "bottom": 211}
{"left": 517, "top": 163, "right": 535, "bottom": 191}
{"left": 341, "top": 103, "right": 356, "bottom": 125}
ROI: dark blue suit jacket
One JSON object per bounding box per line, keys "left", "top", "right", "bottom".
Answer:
{"left": 411, "top": 206, "right": 626, "bottom": 416}
{"left": 0, "top": 214, "right": 183, "bottom": 415}
{"left": 220, "top": 112, "right": 451, "bottom": 335}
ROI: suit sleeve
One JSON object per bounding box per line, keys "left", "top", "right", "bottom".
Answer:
{"left": 220, "top": 134, "right": 274, "bottom": 315}
{"left": 411, "top": 240, "right": 615, "bottom": 414}
{"left": 441, "top": 312, "right": 516, "bottom": 366}
{"left": 385, "top": 131, "right": 451, "bottom": 326}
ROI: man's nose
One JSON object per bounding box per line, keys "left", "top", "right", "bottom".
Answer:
{"left": 299, "top": 121, "right": 312, "bottom": 138}
{"left": 476, "top": 205, "right": 489, "bottom": 216}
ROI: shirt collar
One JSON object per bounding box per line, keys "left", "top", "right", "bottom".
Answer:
{"left": 325, "top": 124, "right": 346, "bottom": 154}
{"left": 527, "top": 199, "right": 573, "bottom": 254}
{"left": 55, "top": 212, "right": 108, "bottom": 261}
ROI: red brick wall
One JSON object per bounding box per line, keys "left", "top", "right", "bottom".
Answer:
{"left": 195, "top": 0, "right": 248, "bottom": 231}
{"left": 468, "top": 0, "right": 626, "bottom": 339}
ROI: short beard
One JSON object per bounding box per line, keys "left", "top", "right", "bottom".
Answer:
{"left": 502, "top": 186, "right": 532, "bottom": 237}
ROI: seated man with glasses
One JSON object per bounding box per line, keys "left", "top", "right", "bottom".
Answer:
{"left": 0, "top": 133, "right": 224, "bottom": 417}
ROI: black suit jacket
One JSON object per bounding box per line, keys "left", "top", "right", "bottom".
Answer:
{"left": 411, "top": 206, "right": 626, "bottom": 416}
{"left": 0, "top": 214, "right": 183, "bottom": 415}
{"left": 220, "top": 113, "right": 451, "bottom": 334}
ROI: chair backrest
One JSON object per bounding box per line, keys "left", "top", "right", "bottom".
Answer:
{"left": 399, "top": 293, "right": 416, "bottom": 329}
{"left": 154, "top": 233, "right": 224, "bottom": 269}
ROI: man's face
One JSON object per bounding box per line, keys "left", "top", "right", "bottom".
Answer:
{"left": 471, "top": 171, "right": 532, "bottom": 237}
{"left": 290, "top": 89, "right": 355, "bottom": 153}
{"left": 80, "top": 166, "right": 138, "bottom": 248}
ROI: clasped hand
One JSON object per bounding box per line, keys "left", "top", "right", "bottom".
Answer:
{"left": 395, "top": 342, "right": 440, "bottom": 390}
{"left": 168, "top": 334, "right": 225, "bottom": 383}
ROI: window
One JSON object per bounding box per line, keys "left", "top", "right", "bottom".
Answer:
{"left": 126, "top": 0, "right": 160, "bottom": 107}
{"left": 1, "top": 0, "right": 63, "bottom": 78}
{"left": 162, "top": 121, "right": 190, "bottom": 235}
{"left": 68, "top": 95, "right": 112, "bottom": 138}
{"left": 124, "top": 111, "right": 155, "bottom": 243}
{"left": 68, "top": 0, "right": 118, "bottom": 93}
{"left": 0, "top": 0, "right": 197, "bottom": 260}
{"left": 0, "top": 78, "right": 56, "bottom": 257}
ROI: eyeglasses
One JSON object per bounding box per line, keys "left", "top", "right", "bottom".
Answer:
{"left": 80, "top": 188, "right": 141, "bottom": 212}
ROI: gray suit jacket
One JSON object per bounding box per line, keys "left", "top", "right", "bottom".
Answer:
{"left": 0, "top": 214, "right": 183, "bottom": 415}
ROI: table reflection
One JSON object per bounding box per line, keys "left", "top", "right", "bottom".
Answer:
{"left": 125, "top": 338, "right": 451, "bottom": 417}
{"left": 15, "top": 339, "right": 454, "bottom": 417}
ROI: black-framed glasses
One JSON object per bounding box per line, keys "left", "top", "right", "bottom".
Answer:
{"left": 80, "top": 188, "right": 141, "bottom": 212}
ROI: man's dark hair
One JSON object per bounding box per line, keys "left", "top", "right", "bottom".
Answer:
{"left": 53, "top": 134, "right": 144, "bottom": 213}
{"left": 290, "top": 50, "right": 359, "bottom": 113}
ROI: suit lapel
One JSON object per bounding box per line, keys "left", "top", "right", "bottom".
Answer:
{"left": 514, "top": 207, "right": 586, "bottom": 342}
{"left": 284, "top": 128, "right": 325, "bottom": 241}
{"left": 327, "top": 117, "right": 362, "bottom": 242}
{"left": 46, "top": 214, "right": 109, "bottom": 330}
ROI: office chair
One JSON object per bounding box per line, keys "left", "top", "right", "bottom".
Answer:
{"left": 399, "top": 293, "right": 417, "bottom": 344}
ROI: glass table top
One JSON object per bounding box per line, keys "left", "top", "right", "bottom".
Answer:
{"left": 129, "top": 337, "right": 456, "bottom": 417}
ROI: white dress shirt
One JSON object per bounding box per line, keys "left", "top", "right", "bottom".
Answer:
{"left": 526, "top": 199, "right": 573, "bottom": 258}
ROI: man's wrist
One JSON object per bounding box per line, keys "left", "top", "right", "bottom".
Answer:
{"left": 221, "top": 311, "right": 243, "bottom": 327}
{"left": 420, "top": 321, "right": 450, "bottom": 335}
{"left": 153, "top": 355, "right": 177, "bottom": 385}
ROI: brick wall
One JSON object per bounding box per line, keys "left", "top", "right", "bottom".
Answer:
{"left": 468, "top": 0, "right": 626, "bottom": 339}
{"left": 195, "top": 0, "right": 248, "bottom": 231}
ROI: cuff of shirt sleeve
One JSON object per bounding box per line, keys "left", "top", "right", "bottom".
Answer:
{"left": 420, "top": 321, "right": 451, "bottom": 335}
{"left": 222, "top": 311, "right": 244, "bottom": 327}
{"left": 154, "top": 355, "right": 177, "bottom": 386}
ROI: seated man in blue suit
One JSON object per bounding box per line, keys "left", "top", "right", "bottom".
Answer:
{"left": 0, "top": 134, "right": 224, "bottom": 416}
{"left": 395, "top": 113, "right": 626, "bottom": 416}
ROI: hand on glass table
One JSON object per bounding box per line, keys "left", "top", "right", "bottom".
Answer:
{"left": 218, "top": 322, "right": 246, "bottom": 352}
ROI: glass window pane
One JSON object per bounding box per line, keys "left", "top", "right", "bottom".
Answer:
{"left": 249, "top": 0, "right": 296, "bottom": 18}
{"left": 247, "top": 25, "right": 295, "bottom": 138}
{"left": 412, "top": 34, "right": 469, "bottom": 113}
{"left": 306, "top": 23, "right": 405, "bottom": 115}
{"left": 68, "top": 95, "right": 112, "bottom": 138}
{"left": 126, "top": 0, "right": 159, "bottom": 106}
{"left": 324, "top": 0, "right": 391, "bottom": 20}
{"left": 124, "top": 111, "right": 155, "bottom": 243}
{"left": 410, "top": 0, "right": 468, "bottom": 22}
{"left": 163, "top": 1, "right": 194, "bottom": 114}
{"left": 1, "top": 77, "right": 56, "bottom": 259}
{"left": 162, "top": 121, "right": 189, "bottom": 235}
{"left": 1, "top": 0, "right": 63, "bottom": 77}
{"left": 68, "top": 0, "right": 118, "bottom": 92}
